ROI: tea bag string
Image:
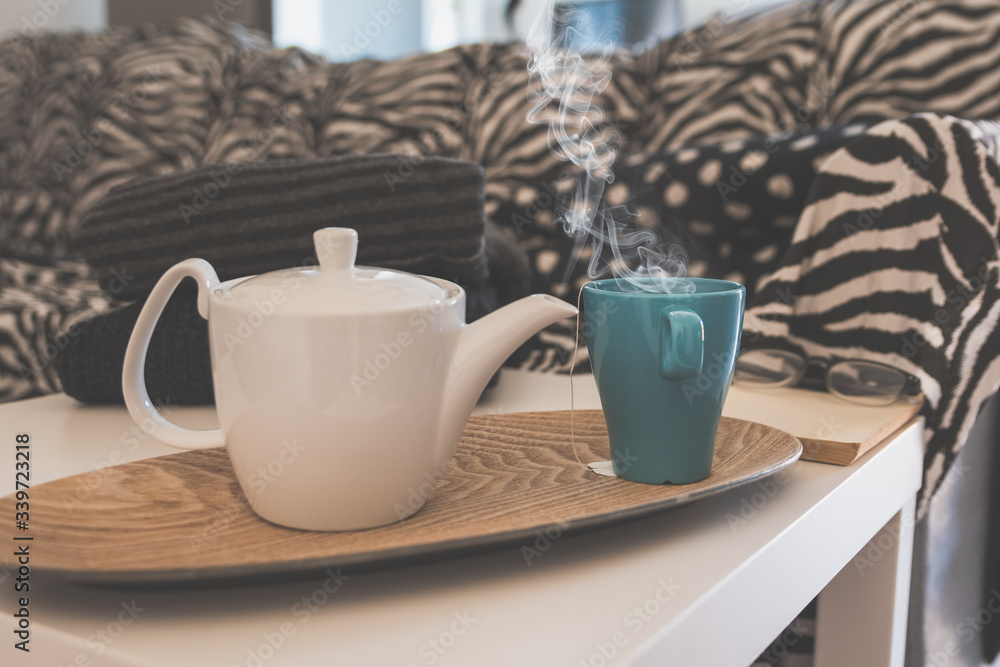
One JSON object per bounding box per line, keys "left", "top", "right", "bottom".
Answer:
{"left": 568, "top": 282, "right": 592, "bottom": 471}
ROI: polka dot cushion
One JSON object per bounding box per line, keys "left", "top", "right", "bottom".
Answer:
{"left": 489, "top": 122, "right": 874, "bottom": 309}
{"left": 618, "top": 122, "right": 875, "bottom": 299}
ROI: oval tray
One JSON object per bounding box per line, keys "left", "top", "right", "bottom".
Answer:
{"left": 0, "top": 411, "right": 801, "bottom": 583}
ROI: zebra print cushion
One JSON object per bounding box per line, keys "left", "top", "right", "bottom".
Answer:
{"left": 815, "top": 0, "right": 1000, "bottom": 125}
{"left": 0, "top": 258, "right": 109, "bottom": 401}
{"left": 631, "top": 0, "right": 824, "bottom": 152}
{"left": 744, "top": 113, "right": 1000, "bottom": 516}
{"left": 0, "top": 19, "right": 316, "bottom": 259}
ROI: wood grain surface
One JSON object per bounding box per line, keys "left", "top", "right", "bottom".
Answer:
{"left": 1, "top": 411, "right": 800, "bottom": 583}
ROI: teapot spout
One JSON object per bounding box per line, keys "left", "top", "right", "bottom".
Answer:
{"left": 438, "top": 295, "right": 578, "bottom": 451}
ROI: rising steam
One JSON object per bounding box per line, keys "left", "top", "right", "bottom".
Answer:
{"left": 525, "top": 1, "right": 691, "bottom": 293}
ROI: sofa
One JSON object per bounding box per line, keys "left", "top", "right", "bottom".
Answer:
{"left": 2, "top": 0, "right": 1000, "bottom": 665}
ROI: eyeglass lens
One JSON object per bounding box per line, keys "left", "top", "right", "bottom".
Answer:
{"left": 827, "top": 360, "right": 907, "bottom": 406}
{"left": 734, "top": 349, "right": 805, "bottom": 387}
{"left": 735, "top": 349, "right": 909, "bottom": 406}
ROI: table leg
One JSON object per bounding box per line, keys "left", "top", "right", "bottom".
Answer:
{"left": 815, "top": 496, "right": 916, "bottom": 667}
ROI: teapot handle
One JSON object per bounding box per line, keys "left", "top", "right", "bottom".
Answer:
{"left": 122, "top": 259, "right": 226, "bottom": 449}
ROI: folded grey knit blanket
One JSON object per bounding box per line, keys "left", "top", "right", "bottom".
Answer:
{"left": 57, "top": 153, "right": 517, "bottom": 404}
{"left": 74, "top": 154, "right": 491, "bottom": 300}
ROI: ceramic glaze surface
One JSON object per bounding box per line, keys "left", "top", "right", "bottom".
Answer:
{"left": 122, "top": 228, "right": 578, "bottom": 531}
{"left": 229, "top": 228, "right": 448, "bottom": 315}
{"left": 206, "top": 279, "right": 463, "bottom": 530}
{"left": 584, "top": 278, "right": 745, "bottom": 485}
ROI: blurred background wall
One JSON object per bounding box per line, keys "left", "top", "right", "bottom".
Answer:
{"left": 0, "top": 0, "right": 790, "bottom": 61}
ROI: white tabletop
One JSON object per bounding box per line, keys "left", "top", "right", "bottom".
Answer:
{"left": 1, "top": 370, "right": 923, "bottom": 667}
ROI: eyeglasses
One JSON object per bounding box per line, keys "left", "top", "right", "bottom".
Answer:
{"left": 734, "top": 349, "right": 921, "bottom": 406}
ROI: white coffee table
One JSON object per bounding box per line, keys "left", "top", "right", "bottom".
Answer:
{"left": 0, "top": 369, "right": 922, "bottom": 667}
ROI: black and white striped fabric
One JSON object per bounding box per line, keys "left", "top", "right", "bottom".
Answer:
{"left": 744, "top": 113, "right": 1000, "bottom": 517}
{"left": 0, "top": 18, "right": 316, "bottom": 401}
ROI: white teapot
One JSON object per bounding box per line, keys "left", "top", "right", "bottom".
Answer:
{"left": 123, "top": 228, "right": 576, "bottom": 531}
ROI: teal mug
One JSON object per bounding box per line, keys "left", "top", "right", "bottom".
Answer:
{"left": 583, "top": 278, "right": 745, "bottom": 484}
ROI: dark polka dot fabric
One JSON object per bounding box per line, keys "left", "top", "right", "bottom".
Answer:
{"left": 618, "top": 122, "right": 875, "bottom": 300}
{"left": 489, "top": 122, "right": 874, "bottom": 307}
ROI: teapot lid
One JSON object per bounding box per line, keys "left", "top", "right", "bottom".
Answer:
{"left": 226, "top": 228, "right": 448, "bottom": 314}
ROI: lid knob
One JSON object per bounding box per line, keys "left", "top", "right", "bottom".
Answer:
{"left": 315, "top": 228, "right": 358, "bottom": 274}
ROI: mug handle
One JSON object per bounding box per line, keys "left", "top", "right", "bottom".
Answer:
{"left": 659, "top": 307, "right": 704, "bottom": 380}
{"left": 122, "top": 259, "right": 226, "bottom": 449}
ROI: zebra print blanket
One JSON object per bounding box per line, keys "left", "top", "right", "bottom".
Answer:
{"left": 744, "top": 113, "right": 1000, "bottom": 516}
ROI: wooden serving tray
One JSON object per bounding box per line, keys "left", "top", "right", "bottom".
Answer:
{"left": 1, "top": 411, "right": 800, "bottom": 583}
